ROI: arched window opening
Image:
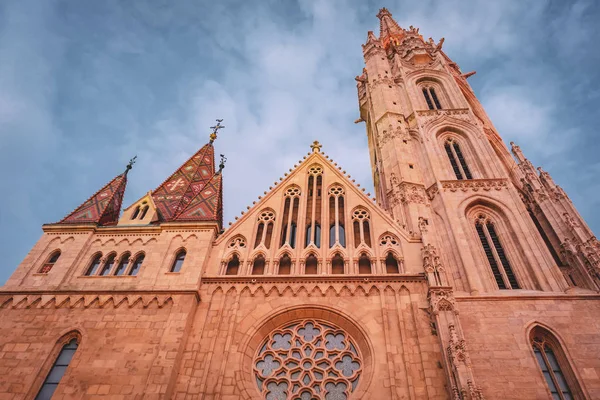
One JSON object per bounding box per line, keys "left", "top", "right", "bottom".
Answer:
{"left": 329, "top": 196, "right": 336, "bottom": 248}
{"left": 352, "top": 209, "right": 372, "bottom": 248}
{"left": 291, "top": 197, "right": 299, "bottom": 248}
{"left": 305, "top": 254, "right": 318, "bottom": 274}
{"left": 139, "top": 205, "right": 149, "bottom": 219}
{"left": 329, "top": 224, "right": 336, "bottom": 248}
{"left": 422, "top": 86, "right": 442, "bottom": 110}
{"left": 305, "top": 165, "right": 323, "bottom": 249}
{"left": 128, "top": 254, "right": 144, "bottom": 276}
{"left": 280, "top": 197, "right": 291, "bottom": 247}
{"left": 331, "top": 253, "right": 344, "bottom": 274}
{"left": 84, "top": 254, "right": 102, "bottom": 276}
{"left": 279, "top": 254, "right": 292, "bottom": 275}
{"left": 40, "top": 251, "right": 61, "bottom": 274}
{"left": 255, "top": 223, "right": 265, "bottom": 248}
{"left": 328, "top": 185, "right": 346, "bottom": 248}
{"left": 475, "top": 215, "right": 519, "bottom": 290}
{"left": 252, "top": 255, "right": 266, "bottom": 275}
{"left": 35, "top": 338, "right": 79, "bottom": 400}
{"left": 114, "top": 252, "right": 131, "bottom": 276}
{"left": 385, "top": 253, "right": 400, "bottom": 274}
{"left": 99, "top": 254, "right": 116, "bottom": 276}
{"left": 530, "top": 327, "right": 583, "bottom": 400}
{"left": 444, "top": 138, "right": 472, "bottom": 180}
{"left": 170, "top": 250, "right": 186, "bottom": 273}
{"left": 255, "top": 210, "right": 275, "bottom": 249}
{"left": 131, "top": 206, "right": 141, "bottom": 220}
{"left": 358, "top": 253, "right": 372, "bottom": 274}
{"left": 338, "top": 196, "right": 346, "bottom": 247}
{"left": 226, "top": 254, "right": 240, "bottom": 275}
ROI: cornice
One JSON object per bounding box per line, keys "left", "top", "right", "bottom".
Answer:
{"left": 455, "top": 293, "right": 600, "bottom": 301}
{"left": 42, "top": 221, "right": 219, "bottom": 236}
{"left": 200, "top": 274, "right": 426, "bottom": 285}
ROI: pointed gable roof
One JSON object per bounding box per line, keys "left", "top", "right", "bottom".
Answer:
{"left": 174, "top": 172, "right": 223, "bottom": 226}
{"left": 376, "top": 8, "right": 405, "bottom": 49}
{"left": 151, "top": 143, "right": 215, "bottom": 221}
{"left": 58, "top": 172, "right": 128, "bottom": 226}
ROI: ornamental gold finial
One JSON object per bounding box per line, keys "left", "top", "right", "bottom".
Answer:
{"left": 209, "top": 119, "right": 225, "bottom": 143}
{"left": 310, "top": 140, "right": 322, "bottom": 153}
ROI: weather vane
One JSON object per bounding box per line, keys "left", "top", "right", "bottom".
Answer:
{"left": 209, "top": 119, "right": 225, "bottom": 143}
{"left": 219, "top": 154, "right": 227, "bottom": 172}
{"left": 125, "top": 155, "right": 137, "bottom": 175}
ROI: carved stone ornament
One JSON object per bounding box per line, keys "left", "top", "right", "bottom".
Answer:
{"left": 428, "top": 287, "right": 456, "bottom": 314}
{"left": 396, "top": 182, "right": 427, "bottom": 204}
{"left": 447, "top": 323, "right": 470, "bottom": 366}
{"left": 440, "top": 179, "right": 508, "bottom": 193}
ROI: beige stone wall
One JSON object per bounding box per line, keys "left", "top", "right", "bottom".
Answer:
{"left": 173, "top": 280, "right": 447, "bottom": 400}
{"left": 458, "top": 296, "right": 600, "bottom": 399}
{"left": 0, "top": 292, "right": 196, "bottom": 399}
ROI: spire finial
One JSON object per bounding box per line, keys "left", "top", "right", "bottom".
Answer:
{"left": 209, "top": 119, "right": 225, "bottom": 144}
{"left": 219, "top": 154, "right": 227, "bottom": 173}
{"left": 125, "top": 155, "right": 137, "bottom": 175}
{"left": 310, "top": 140, "right": 322, "bottom": 153}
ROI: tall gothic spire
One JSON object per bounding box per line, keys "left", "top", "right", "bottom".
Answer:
{"left": 376, "top": 7, "right": 404, "bottom": 47}
{"left": 57, "top": 170, "right": 128, "bottom": 226}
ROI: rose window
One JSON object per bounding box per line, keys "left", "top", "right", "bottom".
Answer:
{"left": 308, "top": 165, "right": 323, "bottom": 176}
{"left": 253, "top": 319, "right": 362, "bottom": 400}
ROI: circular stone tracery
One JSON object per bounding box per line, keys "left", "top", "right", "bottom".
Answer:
{"left": 253, "top": 319, "right": 362, "bottom": 400}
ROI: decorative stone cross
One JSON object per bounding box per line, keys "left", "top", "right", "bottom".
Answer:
{"left": 310, "top": 140, "right": 322, "bottom": 153}
{"left": 209, "top": 119, "right": 225, "bottom": 143}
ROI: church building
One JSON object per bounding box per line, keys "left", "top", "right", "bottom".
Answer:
{"left": 1, "top": 8, "right": 599, "bottom": 400}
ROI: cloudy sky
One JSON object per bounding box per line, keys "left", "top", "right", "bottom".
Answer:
{"left": 1, "top": 0, "right": 599, "bottom": 284}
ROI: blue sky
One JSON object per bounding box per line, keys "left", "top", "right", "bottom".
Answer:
{"left": 1, "top": 0, "right": 599, "bottom": 284}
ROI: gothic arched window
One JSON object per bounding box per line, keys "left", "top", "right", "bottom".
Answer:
{"left": 328, "top": 185, "right": 346, "bottom": 248}
{"left": 99, "top": 253, "right": 116, "bottom": 276}
{"left": 281, "top": 187, "right": 301, "bottom": 249}
{"left": 129, "top": 253, "right": 144, "bottom": 276}
{"left": 530, "top": 326, "right": 583, "bottom": 399}
{"left": 139, "top": 205, "right": 149, "bottom": 219}
{"left": 475, "top": 215, "right": 519, "bottom": 290}
{"left": 40, "top": 250, "right": 61, "bottom": 274}
{"left": 226, "top": 254, "right": 240, "bottom": 275}
{"left": 352, "top": 208, "right": 372, "bottom": 248}
{"left": 331, "top": 253, "right": 344, "bottom": 274}
{"left": 444, "top": 138, "right": 472, "bottom": 180}
{"left": 131, "top": 205, "right": 141, "bottom": 220}
{"left": 252, "top": 255, "right": 266, "bottom": 275}
{"left": 422, "top": 87, "right": 442, "bottom": 110}
{"left": 305, "top": 165, "right": 323, "bottom": 249}
{"left": 170, "top": 250, "right": 186, "bottom": 273}
{"left": 255, "top": 209, "right": 276, "bottom": 249}
{"left": 113, "top": 252, "right": 130, "bottom": 276}
{"left": 35, "top": 337, "right": 79, "bottom": 400}
{"left": 279, "top": 254, "right": 292, "bottom": 275}
{"left": 385, "top": 252, "right": 400, "bottom": 274}
{"left": 305, "top": 254, "right": 318, "bottom": 274}
{"left": 84, "top": 254, "right": 102, "bottom": 276}
{"left": 358, "top": 253, "right": 372, "bottom": 274}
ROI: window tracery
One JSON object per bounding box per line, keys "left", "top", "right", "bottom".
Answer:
{"left": 379, "top": 234, "right": 399, "bottom": 247}
{"left": 530, "top": 326, "right": 582, "bottom": 400}
{"left": 475, "top": 214, "right": 519, "bottom": 290}
{"left": 228, "top": 235, "right": 247, "bottom": 250}
{"left": 253, "top": 319, "right": 362, "bottom": 400}
{"left": 352, "top": 209, "right": 372, "bottom": 248}
{"left": 281, "top": 187, "right": 301, "bottom": 249}
{"left": 255, "top": 210, "right": 276, "bottom": 249}
{"left": 444, "top": 138, "right": 472, "bottom": 180}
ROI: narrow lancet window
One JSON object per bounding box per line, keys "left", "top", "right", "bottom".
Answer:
{"left": 475, "top": 215, "right": 519, "bottom": 289}
{"left": 35, "top": 338, "right": 79, "bottom": 400}
{"left": 445, "top": 138, "right": 472, "bottom": 180}
{"left": 430, "top": 87, "right": 442, "bottom": 109}
{"left": 170, "top": 250, "right": 186, "bottom": 273}
{"left": 255, "top": 209, "right": 276, "bottom": 249}
{"left": 422, "top": 88, "right": 434, "bottom": 110}
{"left": 99, "top": 254, "right": 116, "bottom": 276}
{"left": 352, "top": 208, "right": 372, "bottom": 248}
{"left": 305, "top": 165, "right": 323, "bottom": 248}
{"left": 139, "top": 205, "right": 149, "bottom": 219}
{"left": 131, "top": 206, "right": 140, "bottom": 220}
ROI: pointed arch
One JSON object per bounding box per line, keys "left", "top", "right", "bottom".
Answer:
{"left": 385, "top": 252, "right": 400, "bottom": 274}
{"left": 331, "top": 253, "right": 345, "bottom": 275}
{"left": 358, "top": 253, "right": 372, "bottom": 274}
{"left": 251, "top": 254, "right": 266, "bottom": 275}
{"left": 225, "top": 253, "right": 241, "bottom": 275}
{"left": 305, "top": 253, "right": 318, "bottom": 275}
{"left": 34, "top": 330, "right": 81, "bottom": 399}
{"left": 39, "top": 250, "right": 61, "bottom": 274}
{"left": 528, "top": 324, "right": 585, "bottom": 399}
{"left": 170, "top": 249, "right": 187, "bottom": 273}
{"left": 278, "top": 253, "right": 292, "bottom": 275}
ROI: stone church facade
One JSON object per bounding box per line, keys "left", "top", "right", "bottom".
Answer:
{"left": 1, "top": 8, "right": 599, "bottom": 400}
